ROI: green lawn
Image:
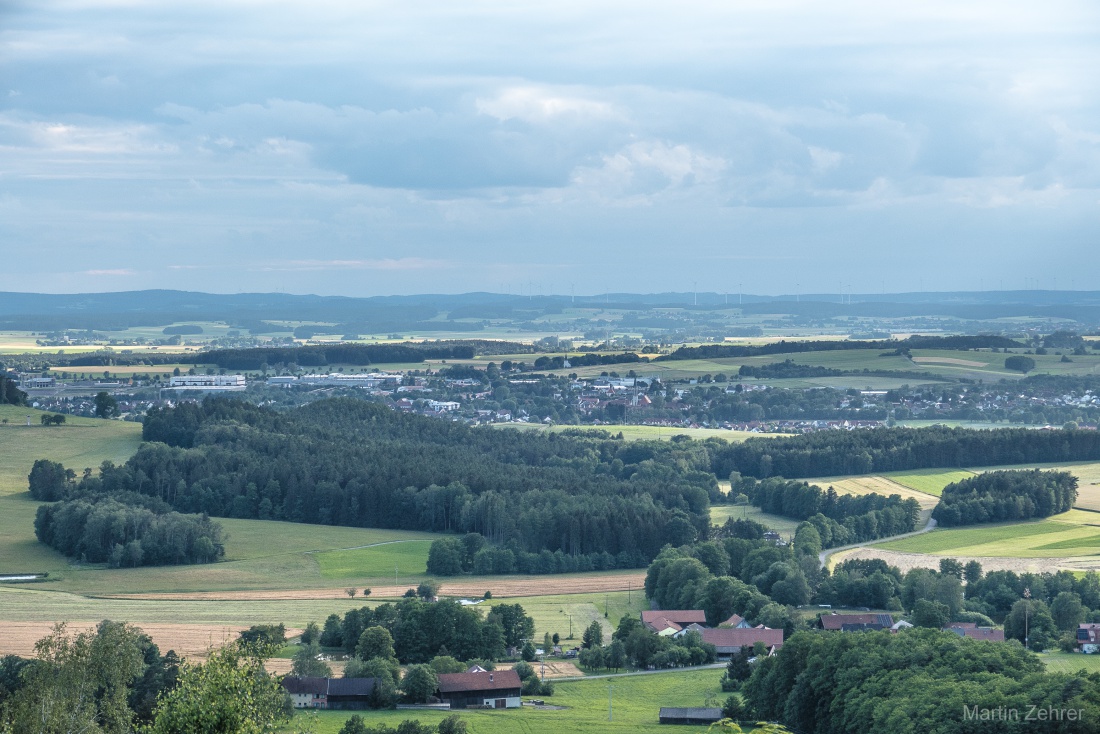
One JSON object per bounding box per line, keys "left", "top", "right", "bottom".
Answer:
{"left": 315, "top": 541, "right": 434, "bottom": 579}
{"left": 873, "top": 513, "right": 1100, "bottom": 557}
{"left": 1039, "top": 651, "right": 1100, "bottom": 674}
{"left": 710, "top": 505, "right": 802, "bottom": 535}
{"left": 485, "top": 591, "right": 648, "bottom": 647}
{"left": 884, "top": 469, "right": 977, "bottom": 497}
{"left": 0, "top": 406, "right": 143, "bottom": 496}
{"left": 287, "top": 668, "right": 725, "bottom": 734}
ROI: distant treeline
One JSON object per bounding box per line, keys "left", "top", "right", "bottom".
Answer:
{"left": 711, "top": 426, "right": 1100, "bottom": 479}
{"left": 736, "top": 358, "right": 939, "bottom": 382}
{"left": 660, "top": 334, "right": 1021, "bottom": 361}
{"left": 63, "top": 398, "right": 714, "bottom": 560}
{"left": 1, "top": 373, "right": 27, "bottom": 405}
{"left": 34, "top": 492, "right": 224, "bottom": 567}
{"left": 196, "top": 340, "right": 539, "bottom": 370}
{"left": 932, "top": 469, "right": 1077, "bottom": 526}
{"left": 532, "top": 353, "right": 644, "bottom": 370}
{"left": 733, "top": 476, "right": 921, "bottom": 546}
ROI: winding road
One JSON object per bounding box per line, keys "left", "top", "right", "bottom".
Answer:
{"left": 818, "top": 514, "right": 938, "bottom": 569}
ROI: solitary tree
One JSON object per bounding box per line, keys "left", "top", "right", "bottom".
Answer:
{"left": 94, "top": 391, "right": 119, "bottom": 418}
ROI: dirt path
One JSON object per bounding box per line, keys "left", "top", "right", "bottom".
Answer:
{"left": 98, "top": 573, "right": 647, "bottom": 601}
{"left": 818, "top": 515, "right": 938, "bottom": 570}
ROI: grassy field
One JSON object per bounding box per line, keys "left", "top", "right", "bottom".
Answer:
{"left": 315, "top": 541, "right": 434, "bottom": 579}
{"left": 710, "top": 504, "right": 802, "bottom": 535}
{"left": 485, "top": 590, "right": 648, "bottom": 647}
{"left": 884, "top": 469, "right": 976, "bottom": 497}
{"left": 0, "top": 406, "right": 143, "bottom": 496}
{"left": 873, "top": 510, "right": 1100, "bottom": 557}
{"left": 1039, "top": 651, "right": 1100, "bottom": 674}
{"left": 285, "top": 668, "right": 725, "bottom": 734}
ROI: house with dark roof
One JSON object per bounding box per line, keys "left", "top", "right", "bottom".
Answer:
{"left": 944, "top": 625, "right": 1004, "bottom": 642}
{"left": 282, "top": 676, "right": 377, "bottom": 710}
{"left": 642, "top": 610, "right": 708, "bottom": 635}
{"left": 659, "top": 707, "right": 723, "bottom": 725}
{"left": 692, "top": 627, "right": 784, "bottom": 659}
{"left": 1076, "top": 623, "right": 1100, "bottom": 653}
{"left": 435, "top": 669, "right": 522, "bottom": 709}
{"left": 819, "top": 613, "right": 894, "bottom": 632}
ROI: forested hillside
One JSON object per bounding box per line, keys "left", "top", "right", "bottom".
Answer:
{"left": 60, "top": 398, "right": 716, "bottom": 560}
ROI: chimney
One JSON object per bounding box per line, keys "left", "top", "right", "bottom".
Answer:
{"left": 488, "top": 674, "right": 493, "bottom": 682}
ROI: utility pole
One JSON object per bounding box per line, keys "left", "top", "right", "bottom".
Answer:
{"left": 1024, "top": 587, "right": 1031, "bottom": 649}
{"left": 568, "top": 614, "right": 573, "bottom": 639}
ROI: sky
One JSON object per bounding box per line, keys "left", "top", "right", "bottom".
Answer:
{"left": 2, "top": 0, "right": 1099, "bottom": 297}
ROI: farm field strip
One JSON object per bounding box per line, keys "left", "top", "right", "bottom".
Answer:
{"left": 833, "top": 547, "right": 1100, "bottom": 575}
{"left": 709, "top": 504, "right": 802, "bottom": 535}
{"left": 803, "top": 474, "right": 940, "bottom": 510}
{"left": 0, "top": 620, "right": 260, "bottom": 661}
{"left": 871, "top": 511, "right": 1100, "bottom": 558}
{"left": 883, "top": 469, "right": 976, "bottom": 497}
{"left": 94, "top": 572, "right": 648, "bottom": 601}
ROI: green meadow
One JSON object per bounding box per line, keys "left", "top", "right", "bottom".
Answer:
{"left": 1039, "top": 652, "right": 1100, "bottom": 675}
{"left": 874, "top": 511, "right": 1100, "bottom": 558}
{"left": 315, "top": 541, "right": 435, "bottom": 579}
{"left": 285, "top": 668, "right": 727, "bottom": 734}
{"left": 710, "top": 504, "right": 802, "bottom": 535}
{"left": 884, "top": 469, "right": 977, "bottom": 497}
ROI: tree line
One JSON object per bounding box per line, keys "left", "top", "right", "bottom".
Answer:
{"left": 730, "top": 475, "right": 921, "bottom": 546}
{"left": 660, "top": 334, "right": 1021, "bottom": 361}
{"left": 425, "top": 533, "right": 646, "bottom": 576}
{"left": 711, "top": 425, "right": 1100, "bottom": 479}
{"left": 74, "top": 398, "right": 713, "bottom": 561}
{"left": 933, "top": 469, "right": 1077, "bottom": 526}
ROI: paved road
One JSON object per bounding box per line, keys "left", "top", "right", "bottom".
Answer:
{"left": 818, "top": 516, "right": 938, "bottom": 569}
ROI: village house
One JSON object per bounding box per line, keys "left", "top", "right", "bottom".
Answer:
{"left": 435, "top": 669, "right": 522, "bottom": 709}
{"left": 282, "top": 676, "right": 377, "bottom": 710}
{"left": 1076, "top": 623, "right": 1100, "bottom": 653}
{"left": 691, "top": 627, "right": 784, "bottom": 659}
{"left": 641, "top": 610, "right": 708, "bottom": 636}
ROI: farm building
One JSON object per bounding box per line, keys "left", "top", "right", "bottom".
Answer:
{"left": 720, "top": 613, "right": 751, "bottom": 628}
{"left": 642, "top": 610, "right": 708, "bottom": 635}
{"left": 282, "top": 676, "right": 377, "bottom": 710}
{"left": 820, "top": 613, "right": 894, "bottom": 632}
{"left": 435, "top": 669, "right": 522, "bottom": 709}
{"left": 1077, "top": 623, "right": 1100, "bottom": 653}
{"left": 689, "top": 627, "right": 784, "bottom": 659}
{"left": 658, "top": 707, "right": 723, "bottom": 725}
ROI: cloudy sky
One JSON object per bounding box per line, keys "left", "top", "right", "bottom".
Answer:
{"left": 2, "top": 1, "right": 1099, "bottom": 296}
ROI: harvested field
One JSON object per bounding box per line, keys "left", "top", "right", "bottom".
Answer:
{"left": 266, "top": 657, "right": 347, "bottom": 677}
{"left": 911, "top": 356, "right": 989, "bottom": 367}
{"left": 1075, "top": 486, "right": 1100, "bottom": 512}
{"left": 833, "top": 548, "right": 1100, "bottom": 575}
{"left": 99, "top": 572, "right": 648, "bottom": 601}
{"left": 0, "top": 621, "right": 291, "bottom": 661}
{"left": 809, "top": 475, "right": 940, "bottom": 511}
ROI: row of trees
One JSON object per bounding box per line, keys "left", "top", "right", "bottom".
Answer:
{"left": 34, "top": 495, "right": 225, "bottom": 567}
{"left": 313, "top": 598, "right": 535, "bottom": 664}
{"left": 198, "top": 342, "right": 478, "bottom": 370}
{"left": 661, "top": 334, "right": 1021, "bottom": 361}
{"left": 713, "top": 425, "right": 1100, "bottom": 479}
{"left": 425, "top": 533, "right": 647, "bottom": 576}
{"left": 932, "top": 469, "right": 1078, "bottom": 526}
{"left": 84, "top": 397, "right": 713, "bottom": 560}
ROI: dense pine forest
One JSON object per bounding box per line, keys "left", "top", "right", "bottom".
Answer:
{"left": 60, "top": 397, "right": 716, "bottom": 560}
{"left": 712, "top": 425, "right": 1100, "bottom": 479}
